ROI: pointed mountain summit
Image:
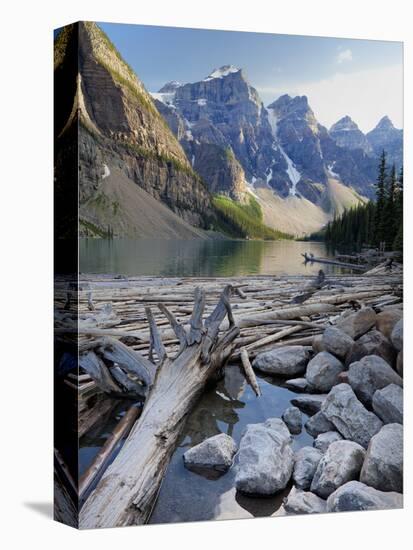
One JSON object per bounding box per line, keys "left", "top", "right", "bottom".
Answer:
{"left": 366, "top": 116, "right": 403, "bottom": 167}
{"left": 152, "top": 64, "right": 280, "bottom": 198}
{"left": 55, "top": 22, "right": 214, "bottom": 237}
{"left": 375, "top": 115, "right": 396, "bottom": 130}
{"left": 330, "top": 116, "right": 372, "bottom": 154}
{"left": 268, "top": 94, "right": 320, "bottom": 134}
{"left": 330, "top": 115, "right": 360, "bottom": 132}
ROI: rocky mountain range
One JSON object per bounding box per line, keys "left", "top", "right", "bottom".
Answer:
{"left": 55, "top": 23, "right": 403, "bottom": 238}
{"left": 55, "top": 22, "right": 215, "bottom": 239}
{"left": 154, "top": 69, "right": 402, "bottom": 207}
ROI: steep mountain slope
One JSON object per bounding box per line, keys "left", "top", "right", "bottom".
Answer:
{"left": 267, "top": 95, "right": 378, "bottom": 200}
{"left": 56, "top": 24, "right": 402, "bottom": 239}
{"left": 152, "top": 73, "right": 379, "bottom": 235}
{"left": 55, "top": 22, "right": 215, "bottom": 237}
{"left": 366, "top": 116, "right": 403, "bottom": 167}
{"left": 152, "top": 66, "right": 288, "bottom": 200}
{"left": 80, "top": 166, "right": 208, "bottom": 238}
{"left": 253, "top": 177, "right": 364, "bottom": 237}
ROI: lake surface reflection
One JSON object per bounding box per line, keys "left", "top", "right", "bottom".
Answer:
{"left": 80, "top": 238, "right": 348, "bottom": 277}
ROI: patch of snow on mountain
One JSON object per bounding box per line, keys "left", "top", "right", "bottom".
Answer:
{"left": 327, "top": 162, "right": 340, "bottom": 179}
{"left": 266, "top": 168, "right": 273, "bottom": 184}
{"left": 191, "top": 155, "right": 195, "bottom": 167}
{"left": 280, "top": 150, "right": 301, "bottom": 196}
{"left": 102, "top": 164, "right": 110, "bottom": 180}
{"left": 185, "top": 130, "right": 194, "bottom": 141}
{"left": 150, "top": 92, "right": 176, "bottom": 107}
{"left": 197, "top": 98, "right": 207, "bottom": 106}
{"left": 267, "top": 108, "right": 301, "bottom": 196}
{"left": 204, "top": 65, "right": 240, "bottom": 81}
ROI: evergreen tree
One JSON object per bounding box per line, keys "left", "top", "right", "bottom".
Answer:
{"left": 393, "top": 167, "right": 403, "bottom": 251}
{"left": 319, "top": 152, "right": 402, "bottom": 252}
{"left": 382, "top": 164, "right": 397, "bottom": 248}
{"left": 374, "top": 150, "right": 387, "bottom": 246}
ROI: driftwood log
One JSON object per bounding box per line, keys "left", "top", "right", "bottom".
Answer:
{"left": 79, "top": 404, "right": 141, "bottom": 500}
{"left": 80, "top": 285, "right": 241, "bottom": 528}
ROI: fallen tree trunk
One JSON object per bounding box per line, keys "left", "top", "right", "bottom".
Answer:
{"left": 79, "top": 405, "right": 141, "bottom": 500}
{"left": 79, "top": 286, "right": 240, "bottom": 528}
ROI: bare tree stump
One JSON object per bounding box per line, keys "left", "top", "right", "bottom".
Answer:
{"left": 79, "top": 286, "right": 240, "bottom": 528}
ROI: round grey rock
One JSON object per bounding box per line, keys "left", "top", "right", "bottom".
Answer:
{"left": 348, "top": 354, "right": 402, "bottom": 407}
{"left": 372, "top": 384, "right": 403, "bottom": 424}
{"left": 346, "top": 329, "right": 396, "bottom": 367}
{"left": 322, "top": 327, "right": 354, "bottom": 359}
{"left": 312, "top": 334, "right": 326, "bottom": 354}
{"left": 336, "top": 307, "right": 376, "bottom": 339}
{"left": 313, "top": 431, "right": 343, "bottom": 453}
{"left": 284, "top": 487, "right": 326, "bottom": 515}
{"left": 321, "top": 383, "right": 383, "bottom": 448}
{"left": 391, "top": 319, "right": 403, "bottom": 352}
{"left": 284, "top": 378, "right": 308, "bottom": 392}
{"left": 360, "top": 423, "right": 403, "bottom": 492}
{"left": 235, "top": 418, "right": 294, "bottom": 496}
{"left": 306, "top": 351, "right": 344, "bottom": 392}
{"left": 290, "top": 394, "right": 328, "bottom": 415}
{"left": 376, "top": 309, "right": 403, "bottom": 340}
{"left": 282, "top": 406, "right": 302, "bottom": 434}
{"left": 327, "top": 480, "right": 403, "bottom": 512}
{"left": 293, "top": 446, "right": 323, "bottom": 490}
{"left": 183, "top": 433, "right": 237, "bottom": 474}
{"left": 305, "top": 411, "right": 335, "bottom": 438}
{"left": 253, "top": 345, "right": 311, "bottom": 376}
{"left": 310, "top": 440, "right": 366, "bottom": 499}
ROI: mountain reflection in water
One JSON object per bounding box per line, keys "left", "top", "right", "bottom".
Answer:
{"left": 80, "top": 238, "right": 350, "bottom": 277}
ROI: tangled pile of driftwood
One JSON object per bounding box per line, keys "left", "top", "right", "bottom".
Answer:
{"left": 54, "top": 270, "right": 402, "bottom": 528}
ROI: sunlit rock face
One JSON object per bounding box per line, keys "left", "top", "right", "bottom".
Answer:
{"left": 56, "top": 22, "right": 214, "bottom": 237}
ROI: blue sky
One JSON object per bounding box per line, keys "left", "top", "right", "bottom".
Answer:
{"left": 99, "top": 22, "right": 403, "bottom": 133}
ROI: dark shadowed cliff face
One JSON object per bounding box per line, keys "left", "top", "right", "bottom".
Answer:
{"left": 55, "top": 22, "right": 214, "bottom": 237}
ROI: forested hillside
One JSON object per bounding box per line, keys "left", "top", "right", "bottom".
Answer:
{"left": 322, "top": 152, "right": 403, "bottom": 251}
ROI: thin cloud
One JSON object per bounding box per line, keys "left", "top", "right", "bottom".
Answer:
{"left": 336, "top": 49, "right": 353, "bottom": 64}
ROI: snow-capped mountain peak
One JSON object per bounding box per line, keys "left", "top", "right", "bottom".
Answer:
{"left": 203, "top": 65, "right": 241, "bottom": 81}
{"left": 150, "top": 81, "right": 183, "bottom": 107}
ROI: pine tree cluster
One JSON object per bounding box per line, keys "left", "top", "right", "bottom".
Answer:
{"left": 324, "top": 151, "right": 403, "bottom": 252}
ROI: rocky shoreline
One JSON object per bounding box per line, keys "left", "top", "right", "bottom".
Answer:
{"left": 183, "top": 306, "right": 403, "bottom": 515}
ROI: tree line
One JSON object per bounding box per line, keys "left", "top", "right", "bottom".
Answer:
{"left": 323, "top": 151, "right": 403, "bottom": 252}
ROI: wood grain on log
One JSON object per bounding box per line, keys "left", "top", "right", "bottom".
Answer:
{"left": 80, "top": 286, "right": 240, "bottom": 528}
